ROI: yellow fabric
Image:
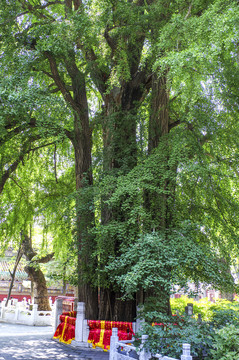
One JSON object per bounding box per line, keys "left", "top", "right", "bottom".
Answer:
{"left": 101, "top": 320, "right": 105, "bottom": 329}
{"left": 96, "top": 329, "right": 105, "bottom": 349}
{"left": 56, "top": 316, "right": 75, "bottom": 345}
{"left": 60, "top": 316, "right": 68, "bottom": 342}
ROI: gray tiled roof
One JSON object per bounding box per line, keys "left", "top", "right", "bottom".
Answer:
{"left": 0, "top": 259, "right": 28, "bottom": 281}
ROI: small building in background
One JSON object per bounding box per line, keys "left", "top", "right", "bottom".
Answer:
{"left": 0, "top": 249, "right": 75, "bottom": 303}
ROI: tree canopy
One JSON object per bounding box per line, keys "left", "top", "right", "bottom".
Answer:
{"left": 0, "top": 0, "right": 239, "bottom": 319}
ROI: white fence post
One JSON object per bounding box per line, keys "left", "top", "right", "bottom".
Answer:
{"left": 54, "top": 297, "right": 63, "bottom": 332}
{"left": 71, "top": 302, "right": 89, "bottom": 348}
{"left": 0, "top": 300, "right": 6, "bottom": 318}
{"left": 32, "top": 304, "right": 38, "bottom": 325}
{"left": 83, "top": 319, "right": 89, "bottom": 343}
{"left": 14, "top": 302, "right": 20, "bottom": 321}
{"left": 109, "top": 328, "right": 119, "bottom": 360}
{"left": 181, "top": 344, "right": 192, "bottom": 360}
{"left": 75, "top": 302, "right": 85, "bottom": 342}
{"left": 136, "top": 305, "right": 144, "bottom": 333}
{"left": 139, "top": 335, "right": 151, "bottom": 360}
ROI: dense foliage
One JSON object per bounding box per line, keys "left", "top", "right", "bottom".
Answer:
{"left": 171, "top": 296, "right": 239, "bottom": 322}
{"left": 140, "top": 297, "right": 239, "bottom": 360}
{"left": 0, "top": 0, "right": 239, "bottom": 317}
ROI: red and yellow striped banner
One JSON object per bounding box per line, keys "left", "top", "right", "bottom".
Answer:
{"left": 87, "top": 320, "right": 134, "bottom": 350}
{"left": 53, "top": 314, "right": 76, "bottom": 344}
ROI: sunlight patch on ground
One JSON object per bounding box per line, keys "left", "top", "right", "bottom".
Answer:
{"left": 0, "top": 340, "right": 82, "bottom": 359}
{"left": 0, "top": 323, "right": 53, "bottom": 337}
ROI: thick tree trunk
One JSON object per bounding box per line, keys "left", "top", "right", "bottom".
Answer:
{"left": 25, "top": 265, "right": 51, "bottom": 311}
{"left": 71, "top": 82, "right": 98, "bottom": 319}
{"left": 22, "top": 233, "right": 52, "bottom": 311}
{"left": 73, "top": 121, "right": 99, "bottom": 319}
{"left": 102, "top": 85, "right": 138, "bottom": 173}
{"left": 144, "top": 74, "right": 171, "bottom": 232}
{"left": 46, "top": 54, "right": 98, "bottom": 319}
{"left": 99, "top": 288, "right": 136, "bottom": 321}
{"left": 148, "top": 75, "right": 169, "bottom": 152}
{"left": 144, "top": 73, "right": 173, "bottom": 315}
{"left": 99, "top": 81, "right": 147, "bottom": 321}
{"left": 45, "top": 51, "right": 99, "bottom": 319}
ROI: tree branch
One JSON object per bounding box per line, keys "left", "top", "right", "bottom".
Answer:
{"left": 17, "top": 0, "right": 63, "bottom": 20}
{"left": 34, "top": 253, "right": 55, "bottom": 264}
{"left": 104, "top": 25, "right": 117, "bottom": 54}
{"left": 44, "top": 51, "right": 81, "bottom": 113}
{"left": 9, "top": 176, "right": 27, "bottom": 196}
{"left": 184, "top": 2, "right": 193, "bottom": 20}
{"left": 42, "top": 70, "right": 55, "bottom": 79}
{"left": 0, "top": 118, "right": 37, "bottom": 146}
{"left": 22, "top": 234, "right": 54, "bottom": 264}
{"left": 48, "top": 84, "right": 73, "bottom": 93}
{"left": 0, "top": 140, "right": 38, "bottom": 195}
{"left": 54, "top": 144, "right": 58, "bottom": 183}
{"left": 0, "top": 139, "right": 58, "bottom": 194}
{"left": 169, "top": 119, "right": 181, "bottom": 131}
{"left": 80, "top": 46, "right": 109, "bottom": 96}
{"left": 73, "top": 0, "right": 81, "bottom": 11}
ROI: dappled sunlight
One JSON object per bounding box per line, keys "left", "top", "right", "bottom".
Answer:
{"left": 0, "top": 336, "right": 89, "bottom": 360}
{"left": 0, "top": 330, "right": 53, "bottom": 338}
{"left": 1, "top": 339, "right": 68, "bottom": 359}
{"left": 0, "top": 324, "right": 105, "bottom": 360}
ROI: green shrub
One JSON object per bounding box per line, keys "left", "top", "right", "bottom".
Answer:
{"left": 170, "top": 296, "right": 239, "bottom": 324}
{"left": 171, "top": 296, "right": 214, "bottom": 321}
{"left": 140, "top": 312, "right": 214, "bottom": 360}
{"left": 140, "top": 297, "right": 239, "bottom": 359}
{"left": 211, "top": 307, "right": 239, "bottom": 327}
{"left": 211, "top": 324, "right": 239, "bottom": 360}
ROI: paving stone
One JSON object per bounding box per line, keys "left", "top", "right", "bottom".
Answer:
{"left": 0, "top": 323, "right": 109, "bottom": 360}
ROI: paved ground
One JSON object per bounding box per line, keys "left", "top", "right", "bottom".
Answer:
{"left": 0, "top": 323, "right": 109, "bottom": 360}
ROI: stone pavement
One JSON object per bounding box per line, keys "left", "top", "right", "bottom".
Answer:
{"left": 0, "top": 323, "right": 109, "bottom": 360}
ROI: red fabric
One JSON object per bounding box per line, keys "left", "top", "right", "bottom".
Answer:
{"left": 62, "top": 311, "right": 77, "bottom": 317}
{"left": 87, "top": 320, "right": 134, "bottom": 350}
{"left": 54, "top": 315, "right": 134, "bottom": 349}
{"left": 62, "top": 323, "right": 75, "bottom": 343}
{"left": 53, "top": 315, "right": 76, "bottom": 344}
{"left": 88, "top": 320, "right": 134, "bottom": 333}
{"left": 53, "top": 322, "right": 65, "bottom": 339}
{"left": 88, "top": 328, "right": 101, "bottom": 345}
{"left": 103, "top": 330, "right": 111, "bottom": 349}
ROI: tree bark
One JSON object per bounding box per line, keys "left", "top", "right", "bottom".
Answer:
{"left": 98, "top": 287, "right": 136, "bottom": 321}
{"left": 45, "top": 51, "right": 99, "bottom": 319}
{"left": 21, "top": 233, "right": 52, "bottom": 311}
{"left": 144, "top": 73, "right": 173, "bottom": 315}
{"left": 99, "top": 79, "right": 149, "bottom": 321}
{"left": 148, "top": 74, "right": 169, "bottom": 153}
{"left": 70, "top": 73, "right": 98, "bottom": 320}
{"left": 81, "top": 2, "right": 151, "bottom": 320}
